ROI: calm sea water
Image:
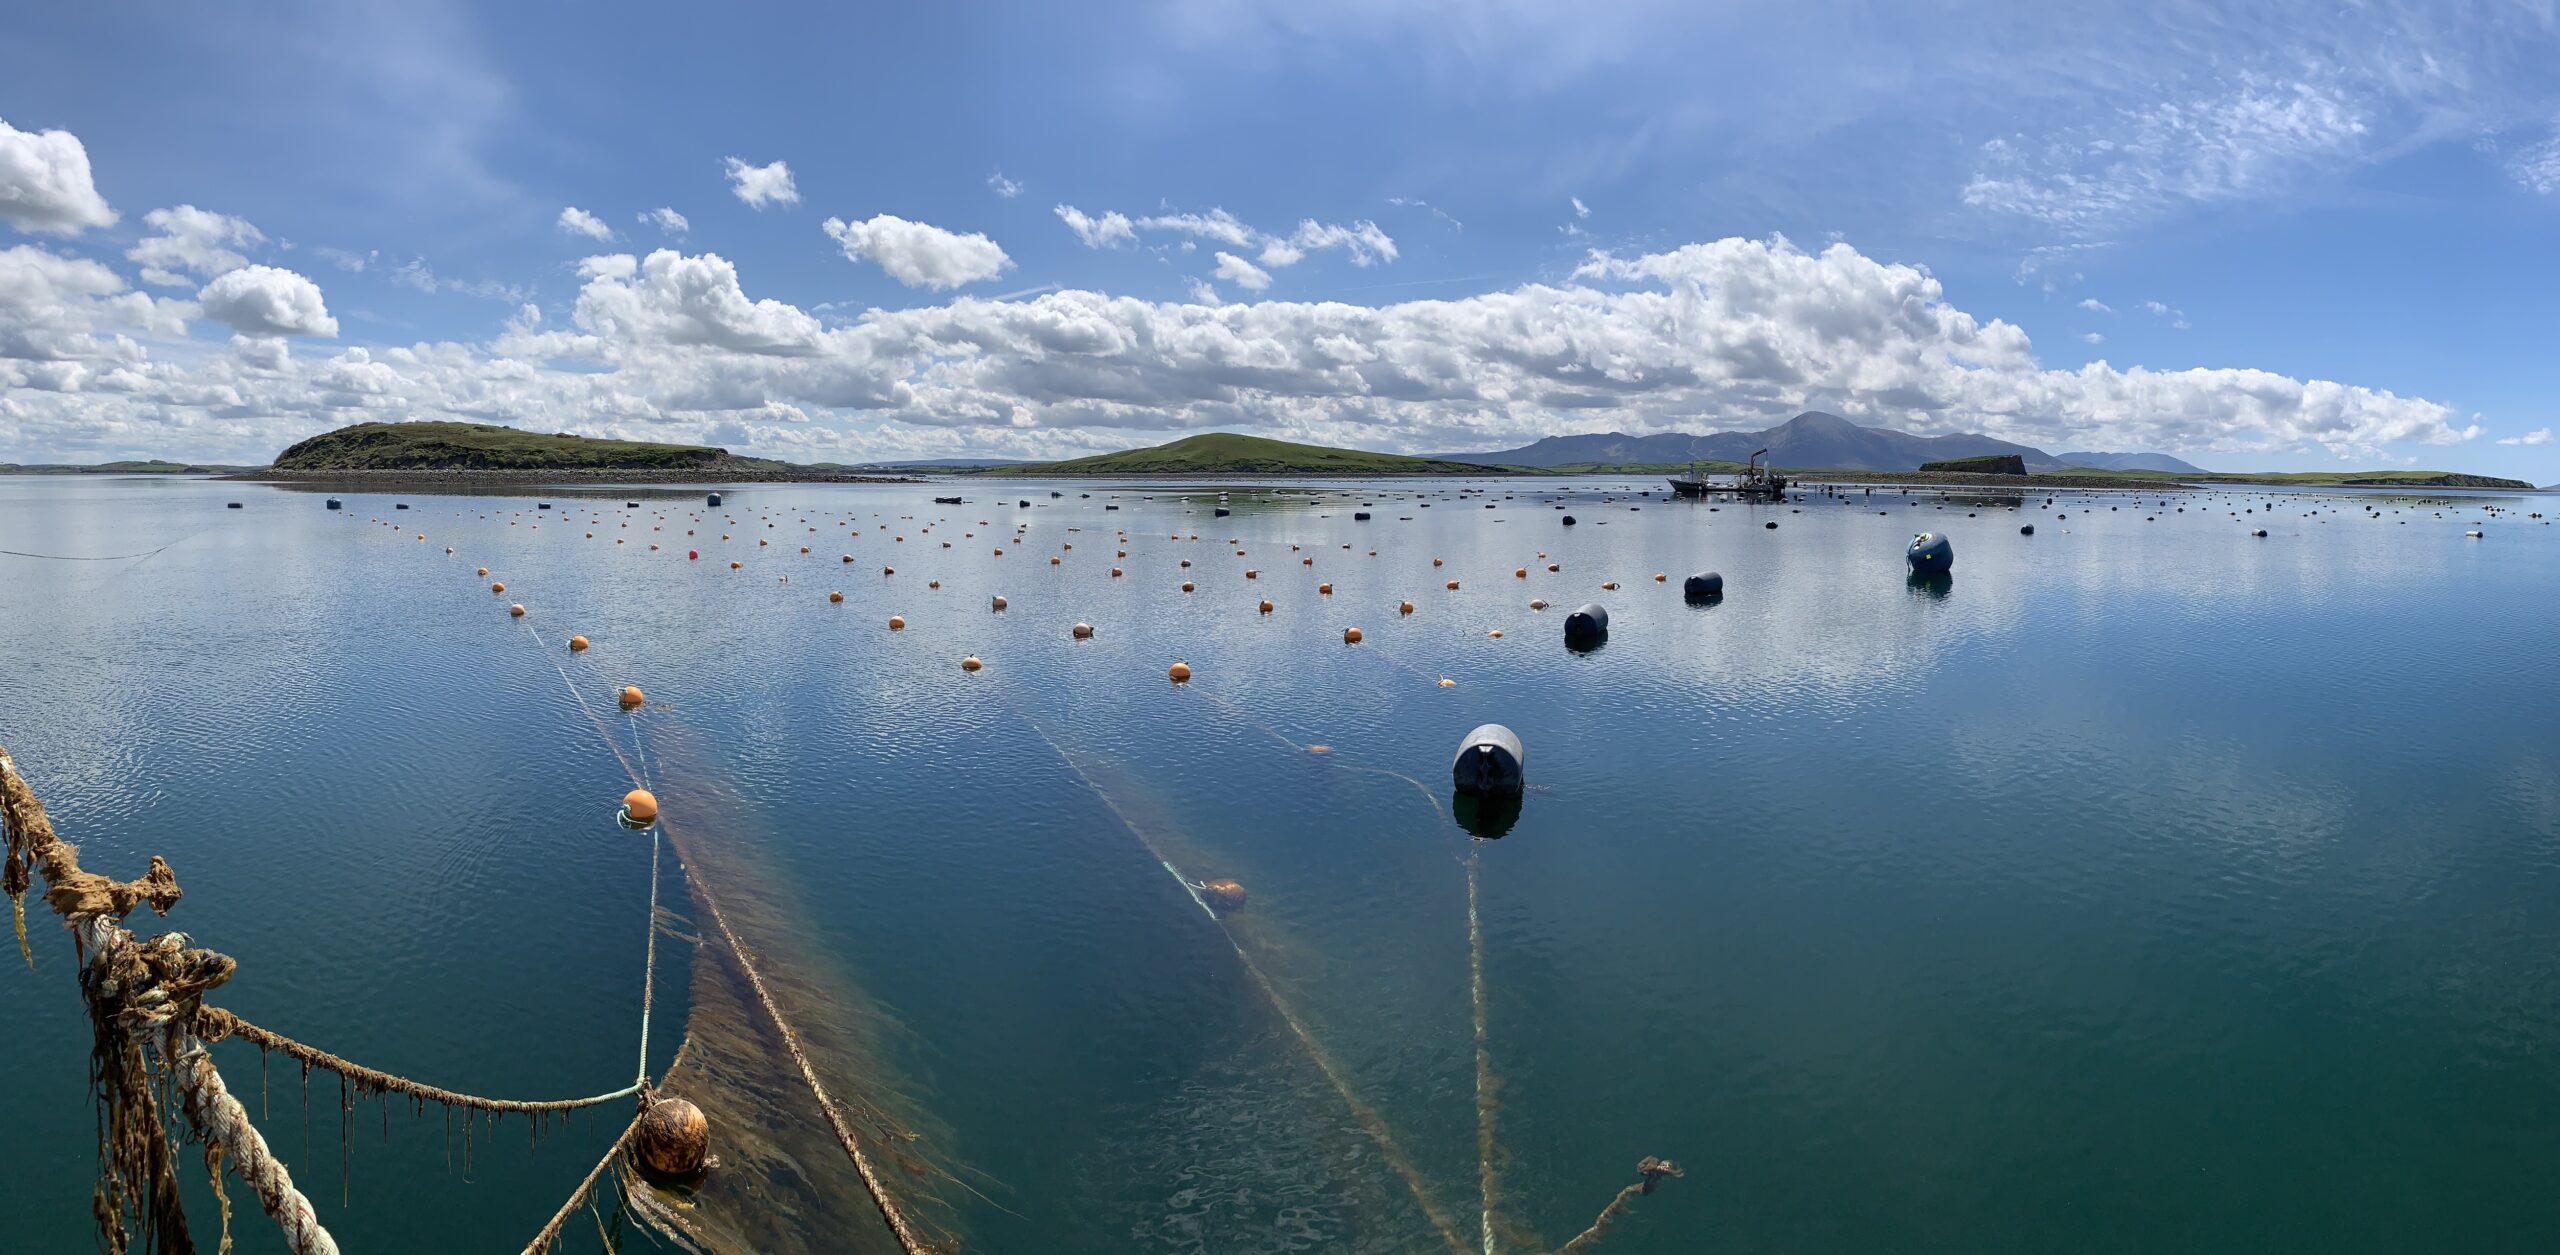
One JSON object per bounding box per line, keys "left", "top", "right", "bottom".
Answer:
{"left": 3, "top": 473, "right": 2557, "bottom": 1254}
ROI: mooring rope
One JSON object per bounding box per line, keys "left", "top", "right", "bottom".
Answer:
{"left": 191, "top": 1007, "right": 644, "bottom": 1114}
{"left": 0, "top": 540, "right": 186, "bottom": 561}
{"left": 160, "top": 1015, "right": 344, "bottom": 1255}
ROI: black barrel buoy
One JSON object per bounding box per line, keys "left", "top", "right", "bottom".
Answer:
{"left": 1561, "top": 514, "right": 1577, "bottom": 526}
{"left": 2019, "top": 524, "right": 2033, "bottom": 535}
{"left": 1683, "top": 572, "right": 1723, "bottom": 601}
{"left": 538, "top": 502, "right": 552, "bottom": 510}
{"left": 1018, "top": 499, "right": 1031, "bottom": 508}
{"left": 1906, "top": 531, "right": 1953, "bottom": 573}
{"left": 706, "top": 492, "right": 722, "bottom": 507}
{"left": 394, "top": 503, "right": 409, "bottom": 510}
{"left": 325, "top": 498, "right": 342, "bottom": 510}
{"left": 1215, "top": 507, "right": 1232, "bottom": 517}
{"left": 1354, "top": 511, "right": 1371, "bottom": 521}
{"left": 1563, "top": 602, "right": 1608, "bottom": 647}
{"left": 225, "top": 501, "right": 243, "bottom": 509}
{"left": 1763, "top": 520, "right": 1778, "bottom": 529}
{"left": 1452, "top": 723, "right": 1525, "bottom": 795}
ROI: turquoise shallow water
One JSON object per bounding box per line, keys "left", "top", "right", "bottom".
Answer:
{"left": 3, "top": 473, "right": 2558, "bottom": 1253}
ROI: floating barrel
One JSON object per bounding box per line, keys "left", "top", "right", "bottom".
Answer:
{"left": 394, "top": 503, "right": 409, "bottom": 510}
{"left": 1683, "top": 572, "right": 1724, "bottom": 599}
{"left": 1452, "top": 724, "right": 1526, "bottom": 795}
{"left": 538, "top": 503, "right": 551, "bottom": 510}
{"left": 226, "top": 502, "right": 243, "bottom": 509}
{"left": 1214, "top": 507, "right": 1232, "bottom": 517}
{"left": 706, "top": 493, "right": 722, "bottom": 507}
{"left": 1354, "top": 511, "right": 1371, "bottom": 521}
{"left": 1561, "top": 515, "right": 1577, "bottom": 526}
{"left": 1563, "top": 602, "right": 1608, "bottom": 646}
{"left": 2019, "top": 524, "right": 2034, "bottom": 536}
{"left": 1906, "top": 532, "right": 1953, "bottom": 573}
{"left": 325, "top": 498, "right": 342, "bottom": 510}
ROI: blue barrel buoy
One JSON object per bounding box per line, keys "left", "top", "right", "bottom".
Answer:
{"left": 2019, "top": 524, "right": 2033, "bottom": 536}
{"left": 225, "top": 502, "right": 243, "bottom": 509}
{"left": 1215, "top": 507, "right": 1232, "bottom": 517}
{"left": 1452, "top": 724, "right": 1525, "bottom": 795}
{"left": 1561, "top": 515, "right": 1577, "bottom": 526}
{"left": 1354, "top": 511, "right": 1371, "bottom": 521}
{"left": 1563, "top": 602, "right": 1608, "bottom": 646}
{"left": 1906, "top": 532, "right": 1953, "bottom": 573}
{"left": 325, "top": 498, "right": 342, "bottom": 510}
{"left": 706, "top": 493, "right": 722, "bottom": 507}
{"left": 394, "top": 503, "right": 409, "bottom": 510}
{"left": 1683, "top": 572, "right": 1723, "bottom": 600}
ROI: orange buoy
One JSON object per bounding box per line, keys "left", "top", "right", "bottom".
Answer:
{"left": 961, "top": 655, "right": 983, "bottom": 671}
{"left": 1246, "top": 569, "right": 1258, "bottom": 579}
{"left": 883, "top": 566, "right": 895, "bottom": 575}
{"left": 1548, "top": 564, "right": 1560, "bottom": 572}
{"left": 569, "top": 635, "right": 590, "bottom": 652}
{"left": 490, "top": 581, "right": 505, "bottom": 593}
{"left": 1433, "top": 558, "right": 1444, "bottom": 567}
{"left": 1168, "top": 661, "right": 1192, "bottom": 682}
{"left": 1259, "top": 599, "right": 1274, "bottom": 614}
{"left": 1111, "top": 567, "right": 1123, "bottom": 577}
{"left": 477, "top": 567, "right": 489, "bottom": 576}
{"left": 829, "top": 591, "right": 844, "bottom": 603}
{"left": 1181, "top": 581, "right": 1194, "bottom": 592}
{"left": 1654, "top": 573, "right": 1667, "bottom": 583}
{"left": 1399, "top": 600, "right": 1414, "bottom": 615}
{"left": 618, "top": 685, "right": 644, "bottom": 709}
{"left": 1318, "top": 583, "right": 1333, "bottom": 595}
{"left": 730, "top": 561, "right": 742, "bottom": 570}
{"left": 1343, "top": 627, "right": 1363, "bottom": 644}
{"left": 635, "top": 1096, "right": 708, "bottom": 1178}
{"left": 1302, "top": 557, "right": 1313, "bottom": 566}
{"left": 1072, "top": 622, "right": 1093, "bottom": 639}
{"left": 1488, "top": 629, "right": 1504, "bottom": 638}
{"left": 1180, "top": 559, "right": 1191, "bottom": 568}
{"left": 1050, "top": 557, "right": 1060, "bottom": 565}
{"left": 1530, "top": 599, "right": 1547, "bottom": 610}
{"left": 509, "top": 604, "right": 526, "bottom": 618}
{"left": 1516, "top": 568, "right": 1528, "bottom": 578}
{"left": 1447, "top": 580, "right": 1461, "bottom": 590}
{"left": 622, "top": 788, "right": 659, "bottom": 824}
{"left": 991, "top": 595, "right": 1008, "bottom": 611}
{"left": 888, "top": 616, "right": 906, "bottom": 630}
{"left": 929, "top": 580, "right": 940, "bottom": 589}
{"left": 1200, "top": 879, "right": 1247, "bottom": 911}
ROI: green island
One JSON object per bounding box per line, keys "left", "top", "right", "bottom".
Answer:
{"left": 970, "top": 432, "right": 1489, "bottom": 476}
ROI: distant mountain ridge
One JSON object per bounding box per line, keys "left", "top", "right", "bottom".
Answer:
{"left": 1440, "top": 412, "right": 2201, "bottom": 474}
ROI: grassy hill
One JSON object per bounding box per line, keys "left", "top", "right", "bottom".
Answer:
{"left": 271, "top": 422, "right": 769, "bottom": 472}
{"left": 977, "top": 432, "right": 1493, "bottom": 476}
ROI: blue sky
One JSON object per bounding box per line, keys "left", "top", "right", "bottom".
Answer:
{"left": 4, "top": 0, "right": 2558, "bottom": 477}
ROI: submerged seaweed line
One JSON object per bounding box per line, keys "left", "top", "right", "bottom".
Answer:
{"left": 507, "top": 609, "right": 936, "bottom": 1255}
{"left": 1009, "top": 702, "right": 1474, "bottom": 1255}
{"left": 1201, "top": 688, "right": 1500, "bottom": 1248}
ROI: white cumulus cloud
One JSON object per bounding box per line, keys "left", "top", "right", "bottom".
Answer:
{"left": 127, "top": 205, "right": 265, "bottom": 287}
{"left": 2078, "top": 298, "right": 2113, "bottom": 314}
{"left": 724, "top": 157, "right": 799, "bottom": 209}
{"left": 1055, "top": 204, "right": 1135, "bottom": 248}
{"left": 988, "top": 170, "right": 1023, "bottom": 198}
{"left": 2496, "top": 428, "right": 2553, "bottom": 446}
{"left": 195, "top": 265, "right": 338, "bottom": 338}
{"left": 639, "top": 207, "right": 689, "bottom": 235}
{"left": 1212, "top": 250, "right": 1272, "bottom": 290}
{"left": 1572, "top": 196, "right": 1591, "bottom": 218}
{"left": 0, "top": 117, "right": 118, "bottom": 236}
{"left": 821, "top": 214, "right": 1012, "bottom": 289}
{"left": 558, "top": 207, "right": 616, "bottom": 241}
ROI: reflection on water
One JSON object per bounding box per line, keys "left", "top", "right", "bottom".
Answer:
{"left": 4, "top": 473, "right": 2560, "bottom": 1253}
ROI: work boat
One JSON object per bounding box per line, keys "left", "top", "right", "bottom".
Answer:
{"left": 1668, "top": 447, "right": 1788, "bottom": 500}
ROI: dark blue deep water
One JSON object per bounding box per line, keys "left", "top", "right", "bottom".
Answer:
{"left": 4, "top": 473, "right": 2557, "bottom": 1253}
